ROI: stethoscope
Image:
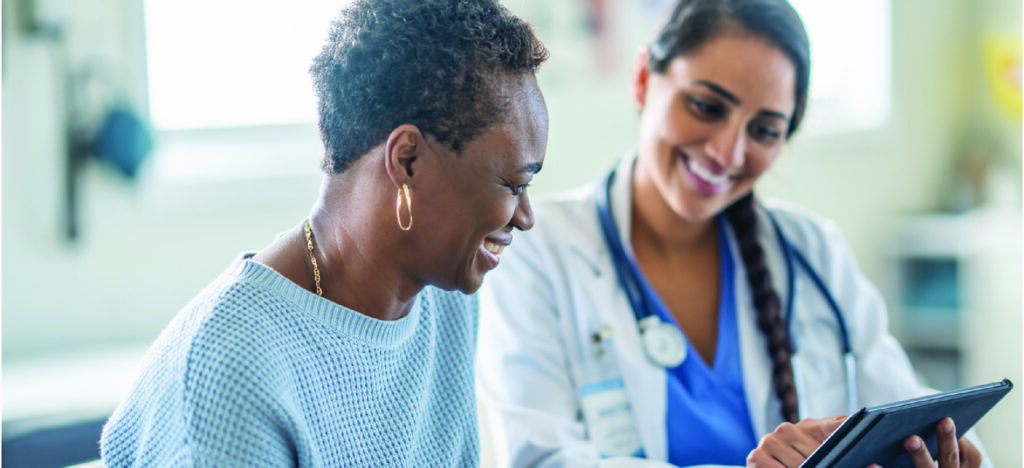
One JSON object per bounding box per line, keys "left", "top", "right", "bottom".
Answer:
{"left": 595, "top": 167, "right": 859, "bottom": 413}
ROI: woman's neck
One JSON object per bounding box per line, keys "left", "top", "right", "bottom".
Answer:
{"left": 310, "top": 216, "right": 421, "bottom": 321}
{"left": 629, "top": 166, "right": 718, "bottom": 255}
{"left": 306, "top": 177, "right": 424, "bottom": 321}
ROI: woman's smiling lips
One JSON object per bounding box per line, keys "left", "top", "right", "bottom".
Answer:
{"left": 676, "top": 149, "right": 733, "bottom": 196}
{"left": 479, "top": 236, "right": 510, "bottom": 269}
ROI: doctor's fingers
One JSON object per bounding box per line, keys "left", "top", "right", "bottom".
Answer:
{"left": 746, "top": 441, "right": 802, "bottom": 468}
{"left": 957, "top": 435, "right": 982, "bottom": 468}
{"left": 794, "top": 415, "right": 847, "bottom": 443}
{"left": 747, "top": 423, "right": 821, "bottom": 467}
{"left": 904, "top": 418, "right": 964, "bottom": 468}
{"left": 934, "top": 417, "right": 966, "bottom": 468}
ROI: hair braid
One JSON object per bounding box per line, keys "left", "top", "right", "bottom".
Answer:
{"left": 724, "top": 192, "right": 799, "bottom": 423}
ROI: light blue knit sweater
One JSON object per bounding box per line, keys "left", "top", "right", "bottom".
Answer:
{"left": 101, "top": 255, "right": 479, "bottom": 467}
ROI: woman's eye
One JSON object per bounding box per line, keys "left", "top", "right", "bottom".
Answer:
{"left": 509, "top": 183, "right": 530, "bottom": 196}
{"left": 748, "top": 123, "right": 782, "bottom": 143}
{"left": 686, "top": 96, "right": 723, "bottom": 119}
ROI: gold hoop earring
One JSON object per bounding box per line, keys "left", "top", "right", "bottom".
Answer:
{"left": 396, "top": 183, "right": 413, "bottom": 231}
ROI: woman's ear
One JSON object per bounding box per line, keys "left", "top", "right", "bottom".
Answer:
{"left": 383, "top": 124, "right": 423, "bottom": 187}
{"left": 632, "top": 48, "right": 651, "bottom": 112}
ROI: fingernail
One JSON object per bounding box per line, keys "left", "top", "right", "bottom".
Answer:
{"left": 941, "top": 417, "right": 955, "bottom": 433}
{"left": 905, "top": 436, "right": 922, "bottom": 450}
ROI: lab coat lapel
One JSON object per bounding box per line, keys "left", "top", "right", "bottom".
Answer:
{"left": 609, "top": 156, "right": 669, "bottom": 461}
{"left": 567, "top": 155, "right": 669, "bottom": 461}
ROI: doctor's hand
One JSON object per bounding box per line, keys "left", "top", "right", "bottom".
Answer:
{"left": 746, "top": 415, "right": 847, "bottom": 468}
{"left": 883, "top": 417, "right": 981, "bottom": 468}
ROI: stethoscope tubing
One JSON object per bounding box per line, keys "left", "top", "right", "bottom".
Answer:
{"left": 596, "top": 166, "right": 859, "bottom": 413}
{"left": 767, "top": 213, "right": 853, "bottom": 354}
{"left": 595, "top": 169, "right": 651, "bottom": 323}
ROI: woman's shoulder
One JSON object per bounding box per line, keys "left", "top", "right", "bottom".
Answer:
{"left": 104, "top": 259, "right": 307, "bottom": 428}
{"left": 146, "top": 258, "right": 324, "bottom": 383}
{"left": 757, "top": 199, "right": 864, "bottom": 289}
{"left": 759, "top": 198, "right": 848, "bottom": 254}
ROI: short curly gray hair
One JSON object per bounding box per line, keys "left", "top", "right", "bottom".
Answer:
{"left": 310, "top": 0, "right": 549, "bottom": 174}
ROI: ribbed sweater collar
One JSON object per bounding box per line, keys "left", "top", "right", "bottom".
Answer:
{"left": 228, "top": 254, "right": 422, "bottom": 348}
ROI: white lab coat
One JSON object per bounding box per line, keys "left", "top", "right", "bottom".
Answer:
{"left": 477, "top": 155, "right": 990, "bottom": 468}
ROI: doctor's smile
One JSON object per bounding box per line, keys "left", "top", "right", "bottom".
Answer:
{"left": 677, "top": 148, "right": 735, "bottom": 197}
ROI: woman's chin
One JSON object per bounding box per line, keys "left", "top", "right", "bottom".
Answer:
{"left": 455, "top": 274, "right": 485, "bottom": 295}
{"left": 672, "top": 199, "right": 725, "bottom": 223}
{"left": 452, "top": 261, "right": 488, "bottom": 295}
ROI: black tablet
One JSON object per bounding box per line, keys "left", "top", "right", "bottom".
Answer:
{"left": 801, "top": 379, "right": 1013, "bottom": 468}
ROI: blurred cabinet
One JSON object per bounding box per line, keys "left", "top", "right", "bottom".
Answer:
{"left": 884, "top": 207, "right": 1022, "bottom": 393}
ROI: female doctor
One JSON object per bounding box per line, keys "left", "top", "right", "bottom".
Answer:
{"left": 477, "top": 0, "right": 988, "bottom": 466}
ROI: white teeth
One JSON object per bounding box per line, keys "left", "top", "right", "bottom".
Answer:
{"left": 687, "top": 158, "right": 730, "bottom": 186}
{"left": 483, "top": 241, "right": 505, "bottom": 256}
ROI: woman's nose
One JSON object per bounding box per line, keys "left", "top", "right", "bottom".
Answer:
{"left": 511, "top": 191, "right": 535, "bottom": 232}
{"left": 704, "top": 123, "right": 746, "bottom": 168}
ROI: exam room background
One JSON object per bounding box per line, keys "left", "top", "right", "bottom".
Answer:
{"left": 2, "top": 0, "right": 1021, "bottom": 466}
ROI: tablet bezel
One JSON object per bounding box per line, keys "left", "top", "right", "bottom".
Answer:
{"left": 801, "top": 378, "right": 1013, "bottom": 467}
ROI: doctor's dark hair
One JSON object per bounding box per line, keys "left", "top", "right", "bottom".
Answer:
{"left": 310, "top": 0, "right": 549, "bottom": 173}
{"left": 649, "top": 0, "right": 810, "bottom": 424}
{"left": 647, "top": 0, "right": 810, "bottom": 137}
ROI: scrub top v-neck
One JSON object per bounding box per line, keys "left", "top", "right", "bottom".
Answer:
{"left": 632, "top": 216, "right": 758, "bottom": 466}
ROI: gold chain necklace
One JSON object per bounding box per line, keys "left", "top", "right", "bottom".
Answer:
{"left": 304, "top": 219, "right": 322, "bottom": 296}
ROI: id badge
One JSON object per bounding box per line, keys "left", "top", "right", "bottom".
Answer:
{"left": 579, "top": 378, "right": 645, "bottom": 458}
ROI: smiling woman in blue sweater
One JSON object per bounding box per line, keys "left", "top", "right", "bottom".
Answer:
{"left": 100, "top": 1, "right": 549, "bottom": 465}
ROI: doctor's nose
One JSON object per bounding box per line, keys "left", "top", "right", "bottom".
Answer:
{"left": 704, "top": 124, "right": 746, "bottom": 169}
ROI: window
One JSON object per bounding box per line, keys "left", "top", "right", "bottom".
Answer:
{"left": 143, "top": 1, "right": 349, "bottom": 185}
{"left": 141, "top": 0, "right": 891, "bottom": 185}
{"left": 145, "top": 0, "right": 347, "bottom": 130}
{"left": 790, "top": 0, "right": 892, "bottom": 133}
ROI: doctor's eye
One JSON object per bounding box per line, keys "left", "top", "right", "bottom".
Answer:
{"left": 686, "top": 95, "right": 725, "bottom": 120}
{"left": 747, "top": 122, "right": 782, "bottom": 143}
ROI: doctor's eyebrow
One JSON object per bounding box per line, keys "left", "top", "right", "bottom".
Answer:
{"left": 694, "top": 80, "right": 740, "bottom": 105}
{"left": 693, "top": 79, "right": 790, "bottom": 121}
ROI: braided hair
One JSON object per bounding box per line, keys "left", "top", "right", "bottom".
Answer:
{"left": 724, "top": 193, "right": 799, "bottom": 423}
{"left": 647, "top": 0, "right": 810, "bottom": 423}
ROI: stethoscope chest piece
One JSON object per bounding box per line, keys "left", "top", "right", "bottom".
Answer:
{"left": 639, "top": 316, "right": 687, "bottom": 368}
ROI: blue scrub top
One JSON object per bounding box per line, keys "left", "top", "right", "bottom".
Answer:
{"left": 634, "top": 216, "right": 758, "bottom": 466}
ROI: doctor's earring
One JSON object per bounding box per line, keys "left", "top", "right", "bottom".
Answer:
{"left": 396, "top": 183, "right": 413, "bottom": 231}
